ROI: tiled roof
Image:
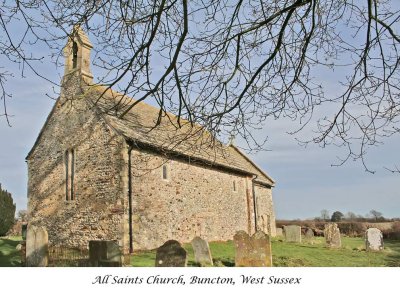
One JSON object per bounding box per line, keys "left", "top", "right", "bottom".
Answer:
{"left": 86, "top": 85, "right": 275, "bottom": 186}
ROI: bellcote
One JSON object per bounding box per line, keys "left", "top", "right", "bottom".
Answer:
{"left": 63, "top": 26, "right": 93, "bottom": 83}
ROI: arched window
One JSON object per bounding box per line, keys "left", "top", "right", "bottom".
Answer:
{"left": 72, "top": 41, "right": 78, "bottom": 69}
{"left": 65, "top": 149, "right": 75, "bottom": 200}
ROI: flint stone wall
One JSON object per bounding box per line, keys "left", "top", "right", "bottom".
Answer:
{"left": 27, "top": 72, "right": 127, "bottom": 251}
{"left": 128, "top": 148, "right": 275, "bottom": 250}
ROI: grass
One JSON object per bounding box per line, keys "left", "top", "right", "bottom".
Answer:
{"left": 0, "top": 236, "right": 22, "bottom": 267}
{"left": 1, "top": 236, "right": 399, "bottom": 267}
{"left": 131, "top": 236, "right": 400, "bottom": 267}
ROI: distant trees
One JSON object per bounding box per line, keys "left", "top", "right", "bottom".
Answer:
{"left": 331, "top": 211, "right": 344, "bottom": 222}
{"left": 17, "top": 210, "right": 28, "bottom": 222}
{"left": 369, "top": 210, "right": 385, "bottom": 222}
{"left": 320, "top": 210, "right": 330, "bottom": 221}
{"left": 316, "top": 209, "right": 389, "bottom": 222}
{"left": 0, "top": 183, "right": 16, "bottom": 236}
{"left": 345, "top": 212, "right": 357, "bottom": 221}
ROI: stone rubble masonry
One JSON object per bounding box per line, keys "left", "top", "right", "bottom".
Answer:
{"left": 27, "top": 71, "right": 127, "bottom": 251}
{"left": 128, "top": 148, "right": 275, "bottom": 250}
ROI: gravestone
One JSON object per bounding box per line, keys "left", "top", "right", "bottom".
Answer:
{"left": 233, "top": 230, "right": 272, "bottom": 267}
{"left": 276, "top": 228, "right": 283, "bottom": 237}
{"left": 155, "top": 240, "right": 187, "bottom": 267}
{"left": 284, "top": 225, "right": 302, "bottom": 243}
{"left": 89, "top": 240, "right": 122, "bottom": 267}
{"left": 191, "top": 237, "right": 213, "bottom": 266}
{"left": 21, "top": 224, "right": 27, "bottom": 240}
{"left": 365, "top": 228, "right": 384, "bottom": 251}
{"left": 26, "top": 225, "right": 49, "bottom": 267}
{"left": 304, "top": 228, "right": 315, "bottom": 243}
{"left": 324, "top": 223, "right": 341, "bottom": 248}
{"left": 21, "top": 241, "right": 26, "bottom": 267}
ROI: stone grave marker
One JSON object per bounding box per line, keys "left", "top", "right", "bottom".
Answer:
{"left": 304, "top": 228, "right": 315, "bottom": 243}
{"left": 155, "top": 240, "right": 187, "bottom": 267}
{"left": 284, "top": 225, "right": 302, "bottom": 243}
{"left": 324, "top": 223, "right": 341, "bottom": 248}
{"left": 89, "top": 240, "right": 122, "bottom": 267}
{"left": 26, "top": 225, "right": 49, "bottom": 267}
{"left": 21, "top": 224, "right": 27, "bottom": 240}
{"left": 365, "top": 228, "right": 384, "bottom": 251}
{"left": 276, "top": 228, "right": 283, "bottom": 237}
{"left": 233, "top": 230, "right": 272, "bottom": 267}
{"left": 191, "top": 236, "right": 213, "bottom": 266}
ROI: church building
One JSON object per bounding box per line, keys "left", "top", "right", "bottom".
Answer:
{"left": 26, "top": 27, "right": 276, "bottom": 253}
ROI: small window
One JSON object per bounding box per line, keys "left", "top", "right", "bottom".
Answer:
{"left": 72, "top": 41, "right": 78, "bottom": 69}
{"left": 162, "top": 164, "right": 168, "bottom": 180}
{"left": 233, "top": 180, "right": 237, "bottom": 192}
{"left": 65, "top": 149, "right": 75, "bottom": 201}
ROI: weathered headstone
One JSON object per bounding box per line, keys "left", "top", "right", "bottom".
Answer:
{"left": 21, "top": 224, "right": 27, "bottom": 240}
{"left": 276, "top": 228, "right": 283, "bottom": 237}
{"left": 155, "top": 240, "right": 187, "bottom": 267}
{"left": 324, "top": 223, "right": 341, "bottom": 248}
{"left": 304, "top": 228, "right": 315, "bottom": 243}
{"left": 284, "top": 225, "right": 302, "bottom": 243}
{"left": 21, "top": 241, "right": 26, "bottom": 267}
{"left": 233, "top": 230, "right": 272, "bottom": 267}
{"left": 89, "top": 240, "right": 122, "bottom": 267}
{"left": 191, "top": 237, "right": 213, "bottom": 266}
{"left": 26, "top": 225, "right": 49, "bottom": 267}
{"left": 365, "top": 228, "right": 384, "bottom": 251}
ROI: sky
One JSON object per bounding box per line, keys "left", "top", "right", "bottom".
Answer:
{"left": 0, "top": 32, "right": 399, "bottom": 221}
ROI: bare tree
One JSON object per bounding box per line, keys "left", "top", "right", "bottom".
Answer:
{"left": 320, "top": 209, "right": 330, "bottom": 221}
{"left": 369, "top": 209, "right": 383, "bottom": 221}
{"left": 0, "top": 0, "right": 399, "bottom": 171}
{"left": 346, "top": 212, "right": 357, "bottom": 221}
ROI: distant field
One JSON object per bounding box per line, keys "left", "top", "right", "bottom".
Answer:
{"left": 1, "top": 236, "right": 399, "bottom": 267}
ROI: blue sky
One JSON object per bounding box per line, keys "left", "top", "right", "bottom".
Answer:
{"left": 0, "top": 32, "right": 399, "bottom": 220}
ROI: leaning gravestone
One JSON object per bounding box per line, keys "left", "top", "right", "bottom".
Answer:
{"left": 191, "top": 237, "right": 213, "bottom": 266}
{"left": 365, "top": 228, "right": 384, "bottom": 251}
{"left": 233, "top": 230, "right": 272, "bottom": 267}
{"left": 89, "top": 240, "right": 122, "bottom": 267}
{"left": 155, "top": 240, "right": 187, "bottom": 267}
{"left": 304, "top": 228, "right": 315, "bottom": 243}
{"left": 324, "top": 223, "right": 341, "bottom": 248}
{"left": 276, "top": 228, "right": 283, "bottom": 237}
{"left": 284, "top": 225, "right": 302, "bottom": 243}
{"left": 26, "top": 225, "right": 48, "bottom": 267}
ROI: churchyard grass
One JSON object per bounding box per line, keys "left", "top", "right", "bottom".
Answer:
{"left": 0, "top": 236, "right": 22, "bottom": 267}
{"left": 131, "top": 237, "right": 400, "bottom": 267}
{"left": 1, "top": 236, "right": 399, "bottom": 267}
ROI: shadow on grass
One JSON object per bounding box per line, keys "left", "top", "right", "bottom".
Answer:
{"left": 384, "top": 240, "right": 400, "bottom": 267}
{"left": 0, "top": 238, "right": 22, "bottom": 267}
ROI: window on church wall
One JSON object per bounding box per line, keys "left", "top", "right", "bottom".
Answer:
{"left": 65, "top": 149, "right": 75, "bottom": 201}
{"left": 72, "top": 41, "right": 78, "bottom": 69}
{"left": 162, "top": 164, "right": 168, "bottom": 180}
{"left": 233, "top": 180, "right": 237, "bottom": 192}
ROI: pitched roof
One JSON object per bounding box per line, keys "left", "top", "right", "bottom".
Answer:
{"left": 86, "top": 85, "right": 275, "bottom": 186}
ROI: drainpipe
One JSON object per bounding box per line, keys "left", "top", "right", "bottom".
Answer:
{"left": 128, "top": 145, "right": 133, "bottom": 253}
{"left": 252, "top": 174, "right": 258, "bottom": 233}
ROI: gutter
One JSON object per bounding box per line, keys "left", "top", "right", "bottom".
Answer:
{"left": 128, "top": 145, "right": 133, "bottom": 253}
{"left": 252, "top": 174, "right": 258, "bottom": 232}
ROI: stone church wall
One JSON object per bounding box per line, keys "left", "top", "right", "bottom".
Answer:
{"left": 128, "top": 148, "right": 258, "bottom": 250}
{"left": 27, "top": 76, "right": 127, "bottom": 250}
{"left": 254, "top": 184, "right": 276, "bottom": 236}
